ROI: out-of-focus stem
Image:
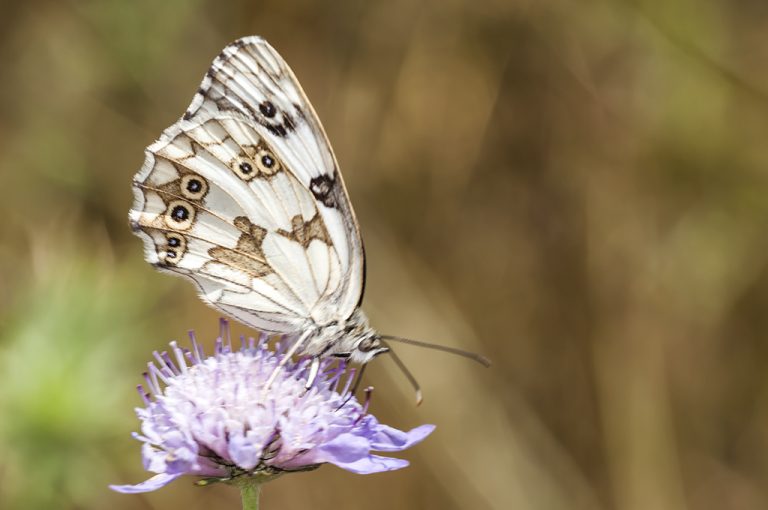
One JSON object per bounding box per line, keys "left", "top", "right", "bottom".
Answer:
{"left": 239, "top": 481, "right": 261, "bottom": 510}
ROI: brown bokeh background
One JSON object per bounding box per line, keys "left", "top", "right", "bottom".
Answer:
{"left": 2, "top": 1, "right": 768, "bottom": 509}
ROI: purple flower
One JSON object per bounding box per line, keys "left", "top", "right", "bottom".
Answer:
{"left": 111, "top": 321, "right": 435, "bottom": 493}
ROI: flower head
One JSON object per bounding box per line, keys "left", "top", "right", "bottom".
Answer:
{"left": 111, "top": 321, "right": 435, "bottom": 493}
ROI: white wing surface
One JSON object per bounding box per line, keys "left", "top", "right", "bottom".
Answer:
{"left": 130, "top": 37, "right": 365, "bottom": 332}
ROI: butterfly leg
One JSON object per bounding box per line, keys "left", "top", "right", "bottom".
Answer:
{"left": 304, "top": 356, "right": 321, "bottom": 390}
{"left": 263, "top": 329, "right": 313, "bottom": 394}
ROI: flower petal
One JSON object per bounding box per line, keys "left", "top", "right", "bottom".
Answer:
{"left": 109, "top": 473, "right": 182, "bottom": 493}
{"left": 331, "top": 454, "right": 410, "bottom": 474}
{"left": 370, "top": 424, "right": 436, "bottom": 452}
{"left": 141, "top": 443, "right": 168, "bottom": 473}
{"left": 314, "top": 433, "right": 370, "bottom": 464}
{"left": 193, "top": 409, "right": 230, "bottom": 459}
{"left": 227, "top": 428, "right": 264, "bottom": 470}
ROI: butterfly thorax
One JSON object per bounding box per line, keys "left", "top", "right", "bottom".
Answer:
{"left": 302, "top": 309, "right": 388, "bottom": 365}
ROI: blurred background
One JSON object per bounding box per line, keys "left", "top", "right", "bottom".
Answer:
{"left": 2, "top": 0, "right": 768, "bottom": 509}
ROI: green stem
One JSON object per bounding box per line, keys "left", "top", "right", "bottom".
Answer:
{"left": 239, "top": 481, "right": 261, "bottom": 510}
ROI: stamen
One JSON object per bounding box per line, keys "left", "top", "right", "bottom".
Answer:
{"left": 219, "top": 318, "right": 231, "bottom": 350}
{"left": 340, "top": 367, "right": 357, "bottom": 396}
{"left": 187, "top": 331, "right": 203, "bottom": 363}
{"left": 328, "top": 362, "right": 347, "bottom": 392}
{"left": 152, "top": 351, "right": 174, "bottom": 377}
{"left": 148, "top": 361, "right": 170, "bottom": 386}
{"left": 257, "top": 332, "right": 269, "bottom": 349}
{"left": 170, "top": 341, "right": 188, "bottom": 373}
{"left": 161, "top": 351, "right": 180, "bottom": 375}
{"left": 142, "top": 372, "right": 157, "bottom": 395}
{"left": 136, "top": 385, "right": 151, "bottom": 405}
{"left": 361, "top": 386, "right": 374, "bottom": 416}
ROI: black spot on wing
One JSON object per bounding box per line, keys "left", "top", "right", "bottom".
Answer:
{"left": 185, "top": 38, "right": 301, "bottom": 136}
{"left": 184, "top": 85, "right": 210, "bottom": 121}
{"left": 309, "top": 174, "right": 338, "bottom": 208}
{"left": 283, "top": 113, "right": 296, "bottom": 131}
{"left": 292, "top": 103, "right": 306, "bottom": 120}
{"left": 263, "top": 112, "right": 296, "bottom": 138}
{"left": 266, "top": 123, "right": 287, "bottom": 137}
{"left": 259, "top": 101, "right": 277, "bottom": 117}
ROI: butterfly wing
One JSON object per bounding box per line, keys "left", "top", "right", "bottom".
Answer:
{"left": 130, "top": 37, "right": 365, "bottom": 333}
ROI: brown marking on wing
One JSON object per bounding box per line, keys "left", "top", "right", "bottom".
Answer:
{"left": 277, "top": 213, "right": 331, "bottom": 249}
{"left": 208, "top": 216, "right": 272, "bottom": 277}
{"left": 152, "top": 162, "right": 209, "bottom": 205}
{"left": 228, "top": 140, "right": 283, "bottom": 181}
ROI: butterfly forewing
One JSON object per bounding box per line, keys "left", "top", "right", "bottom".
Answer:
{"left": 130, "top": 37, "right": 364, "bottom": 333}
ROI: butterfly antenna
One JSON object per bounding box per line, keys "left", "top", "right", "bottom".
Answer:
{"left": 380, "top": 340, "right": 423, "bottom": 406}
{"left": 379, "top": 335, "right": 491, "bottom": 368}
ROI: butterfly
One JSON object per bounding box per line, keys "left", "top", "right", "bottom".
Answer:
{"left": 129, "top": 37, "right": 488, "bottom": 394}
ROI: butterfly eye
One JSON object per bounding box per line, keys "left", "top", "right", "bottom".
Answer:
{"left": 181, "top": 174, "right": 208, "bottom": 200}
{"left": 357, "top": 337, "right": 379, "bottom": 353}
{"left": 165, "top": 200, "right": 195, "bottom": 230}
{"left": 256, "top": 149, "right": 280, "bottom": 175}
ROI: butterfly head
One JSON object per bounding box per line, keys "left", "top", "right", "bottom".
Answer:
{"left": 335, "top": 308, "right": 389, "bottom": 364}
{"left": 352, "top": 333, "right": 388, "bottom": 364}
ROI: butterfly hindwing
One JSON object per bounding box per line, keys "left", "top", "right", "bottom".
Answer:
{"left": 130, "top": 37, "right": 364, "bottom": 332}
